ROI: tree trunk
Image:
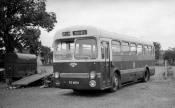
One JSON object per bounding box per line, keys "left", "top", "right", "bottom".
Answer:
{"left": 3, "top": 32, "right": 14, "bottom": 53}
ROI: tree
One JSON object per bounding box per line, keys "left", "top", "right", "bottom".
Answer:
{"left": 40, "top": 45, "right": 52, "bottom": 64}
{"left": 153, "top": 42, "right": 161, "bottom": 60}
{"left": 0, "top": 48, "right": 5, "bottom": 68}
{"left": 0, "top": 0, "right": 57, "bottom": 54}
{"left": 22, "top": 28, "right": 41, "bottom": 55}
{"left": 163, "top": 48, "right": 175, "bottom": 65}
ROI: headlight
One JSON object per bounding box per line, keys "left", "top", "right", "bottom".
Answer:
{"left": 54, "top": 72, "right": 59, "bottom": 78}
{"left": 89, "top": 80, "right": 96, "bottom": 87}
{"left": 90, "top": 71, "right": 96, "bottom": 79}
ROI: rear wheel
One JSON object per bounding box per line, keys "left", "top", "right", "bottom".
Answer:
{"left": 142, "top": 69, "right": 150, "bottom": 82}
{"left": 110, "top": 73, "right": 120, "bottom": 92}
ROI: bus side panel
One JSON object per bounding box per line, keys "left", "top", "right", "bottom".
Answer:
{"left": 112, "top": 55, "right": 155, "bottom": 83}
{"left": 112, "top": 61, "right": 134, "bottom": 83}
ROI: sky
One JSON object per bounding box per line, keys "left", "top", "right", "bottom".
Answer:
{"left": 40, "top": 0, "right": 175, "bottom": 50}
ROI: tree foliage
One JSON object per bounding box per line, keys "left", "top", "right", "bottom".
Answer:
{"left": 0, "top": 0, "right": 57, "bottom": 53}
{"left": 153, "top": 42, "right": 161, "bottom": 60}
{"left": 163, "top": 48, "right": 175, "bottom": 65}
{"left": 40, "top": 45, "right": 52, "bottom": 64}
{"left": 22, "top": 28, "right": 41, "bottom": 54}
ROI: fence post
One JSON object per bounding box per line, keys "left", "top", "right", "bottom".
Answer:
{"left": 164, "top": 60, "right": 168, "bottom": 79}
{"left": 37, "top": 56, "right": 43, "bottom": 73}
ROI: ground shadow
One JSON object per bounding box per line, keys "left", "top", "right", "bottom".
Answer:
{"left": 61, "top": 89, "right": 114, "bottom": 97}
{"left": 60, "top": 80, "right": 147, "bottom": 97}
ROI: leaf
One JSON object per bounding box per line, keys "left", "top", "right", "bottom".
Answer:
{"left": 0, "top": 0, "right": 57, "bottom": 53}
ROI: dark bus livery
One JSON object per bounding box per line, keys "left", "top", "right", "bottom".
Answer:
{"left": 53, "top": 26, "right": 155, "bottom": 92}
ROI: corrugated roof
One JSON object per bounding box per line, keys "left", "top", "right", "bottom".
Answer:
{"left": 5, "top": 53, "right": 36, "bottom": 63}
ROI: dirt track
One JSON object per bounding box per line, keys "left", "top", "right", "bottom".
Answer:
{"left": 0, "top": 66, "right": 175, "bottom": 108}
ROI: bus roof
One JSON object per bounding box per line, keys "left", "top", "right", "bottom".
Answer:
{"left": 53, "top": 25, "right": 153, "bottom": 46}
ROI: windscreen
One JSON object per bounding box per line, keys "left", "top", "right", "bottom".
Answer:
{"left": 75, "top": 38, "right": 97, "bottom": 59}
{"left": 53, "top": 38, "right": 97, "bottom": 60}
{"left": 53, "top": 39, "right": 74, "bottom": 60}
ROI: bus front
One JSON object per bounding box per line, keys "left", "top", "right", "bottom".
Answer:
{"left": 53, "top": 34, "right": 102, "bottom": 90}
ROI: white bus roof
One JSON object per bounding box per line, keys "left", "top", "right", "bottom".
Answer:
{"left": 53, "top": 25, "right": 153, "bottom": 46}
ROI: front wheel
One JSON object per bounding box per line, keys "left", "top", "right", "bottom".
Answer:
{"left": 142, "top": 70, "right": 150, "bottom": 82}
{"left": 110, "top": 73, "right": 120, "bottom": 92}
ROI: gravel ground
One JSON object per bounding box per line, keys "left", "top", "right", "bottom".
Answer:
{"left": 0, "top": 66, "right": 175, "bottom": 108}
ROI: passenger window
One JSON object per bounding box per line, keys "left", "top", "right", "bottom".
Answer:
{"left": 148, "top": 46, "right": 152, "bottom": 55}
{"left": 130, "top": 43, "right": 137, "bottom": 55}
{"left": 144, "top": 45, "right": 148, "bottom": 55}
{"left": 137, "top": 45, "right": 143, "bottom": 55}
{"left": 152, "top": 47, "right": 155, "bottom": 55}
{"left": 121, "top": 42, "right": 130, "bottom": 55}
{"left": 112, "top": 41, "right": 121, "bottom": 55}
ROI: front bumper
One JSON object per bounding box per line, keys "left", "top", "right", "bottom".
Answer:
{"left": 54, "top": 73, "right": 102, "bottom": 90}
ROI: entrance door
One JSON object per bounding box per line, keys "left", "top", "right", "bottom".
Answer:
{"left": 101, "top": 41, "right": 111, "bottom": 86}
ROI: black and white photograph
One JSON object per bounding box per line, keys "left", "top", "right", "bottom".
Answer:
{"left": 0, "top": 0, "right": 175, "bottom": 108}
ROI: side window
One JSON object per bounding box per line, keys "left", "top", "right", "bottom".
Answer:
{"left": 144, "top": 45, "right": 148, "bottom": 55}
{"left": 130, "top": 43, "right": 137, "bottom": 55}
{"left": 106, "top": 43, "right": 109, "bottom": 59}
{"left": 101, "top": 44, "right": 105, "bottom": 59}
{"left": 152, "top": 46, "right": 155, "bottom": 55}
{"left": 121, "top": 42, "right": 130, "bottom": 55}
{"left": 101, "top": 41, "right": 109, "bottom": 59}
{"left": 148, "top": 46, "right": 152, "bottom": 55}
{"left": 112, "top": 41, "right": 121, "bottom": 56}
{"left": 137, "top": 45, "right": 143, "bottom": 55}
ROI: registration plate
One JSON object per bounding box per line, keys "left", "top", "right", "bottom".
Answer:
{"left": 68, "top": 81, "right": 79, "bottom": 85}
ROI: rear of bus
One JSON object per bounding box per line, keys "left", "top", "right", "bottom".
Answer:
{"left": 53, "top": 29, "right": 103, "bottom": 90}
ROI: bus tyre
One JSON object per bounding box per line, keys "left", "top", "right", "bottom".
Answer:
{"left": 110, "top": 73, "right": 120, "bottom": 92}
{"left": 143, "top": 69, "right": 150, "bottom": 82}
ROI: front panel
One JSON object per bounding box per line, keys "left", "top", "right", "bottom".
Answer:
{"left": 54, "top": 62, "right": 106, "bottom": 90}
